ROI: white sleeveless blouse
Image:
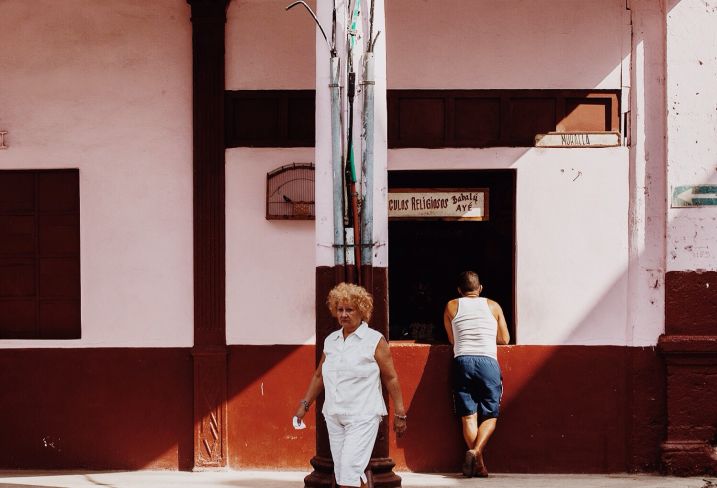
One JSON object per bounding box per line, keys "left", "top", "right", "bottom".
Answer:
{"left": 322, "top": 322, "right": 388, "bottom": 416}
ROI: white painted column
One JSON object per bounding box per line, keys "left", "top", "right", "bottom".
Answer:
{"left": 627, "top": 0, "right": 667, "bottom": 346}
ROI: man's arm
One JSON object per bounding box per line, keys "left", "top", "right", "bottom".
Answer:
{"left": 488, "top": 300, "right": 510, "bottom": 345}
{"left": 443, "top": 300, "right": 458, "bottom": 344}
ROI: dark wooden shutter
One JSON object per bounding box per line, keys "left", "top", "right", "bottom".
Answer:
{"left": 0, "top": 169, "right": 80, "bottom": 339}
{"left": 388, "top": 89, "right": 620, "bottom": 148}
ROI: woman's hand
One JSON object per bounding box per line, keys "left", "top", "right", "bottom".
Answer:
{"left": 393, "top": 416, "right": 407, "bottom": 437}
{"left": 294, "top": 403, "right": 308, "bottom": 420}
{"left": 293, "top": 353, "right": 326, "bottom": 423}
{"left": 376, "top": 338, "right": 408, "bottom": 439}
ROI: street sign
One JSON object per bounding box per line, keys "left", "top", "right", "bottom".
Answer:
{"left": 388, "top": 188, "right": 489, "bottom": 220}
{"left": 671, "top": 185, "right": 717, "bottom": 207}
{"left": 535, "top": 131, "right": 620, "bottom": 148}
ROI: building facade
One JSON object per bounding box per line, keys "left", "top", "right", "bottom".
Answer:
{"left": 0, "top": 0, "right": 715, "bottom": 478}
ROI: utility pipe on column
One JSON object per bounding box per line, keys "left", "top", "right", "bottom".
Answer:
{"left": 330, "top": 55, "right": 345, "bottom": 267}
{"left": 360, "top": 0, "right": 378, "bottom": 267}
{"left": 360, "top": 58, "right": 374, "bottom": 266}
{"left": 345, "top": 0, "right": 363, "bottom": 282}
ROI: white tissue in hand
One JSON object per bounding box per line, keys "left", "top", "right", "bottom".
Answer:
{"left": 292, "top": 416, "right": 306, "bottom": 430}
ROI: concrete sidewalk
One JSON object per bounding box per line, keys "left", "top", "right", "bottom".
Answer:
{"left": 0, "top": 471, "right": 714, "bottom": 488}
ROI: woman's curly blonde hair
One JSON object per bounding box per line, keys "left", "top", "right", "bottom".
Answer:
{"left": 327, "top": 282, "right": 374, "bottom": 322}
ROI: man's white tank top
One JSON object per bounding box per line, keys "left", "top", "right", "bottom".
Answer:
{"left": 451, "top": 296, "right": 498, "bottom": 359}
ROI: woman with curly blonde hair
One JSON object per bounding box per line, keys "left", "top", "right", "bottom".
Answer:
{"left": 294, "top": 282, "right": 407, "bottom": 488}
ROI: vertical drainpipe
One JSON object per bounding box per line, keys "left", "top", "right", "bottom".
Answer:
{"left": 330, "top": 56, "right": 345, "bottom": 267}
{"left": 360, "top": 52, "right": 374, "bottom": 267}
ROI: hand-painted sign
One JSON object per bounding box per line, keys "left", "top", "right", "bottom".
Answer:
{"left": 535, "top": 132, "right": 620, "bottom": 148}
{"left": 388, "top": 188, "right": 489, "bottom": 220}
{"left": 671, "top": 185, "right": 717, "bottom": 207}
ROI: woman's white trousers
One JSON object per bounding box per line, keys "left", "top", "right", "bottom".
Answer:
{"left": 324, "top": 414, "right": 382, "bottom": 487}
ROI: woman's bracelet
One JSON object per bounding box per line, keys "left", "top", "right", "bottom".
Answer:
{"left": 300, "top": 400, "right": 310, "bottom": 412}
{"left": 394, "top": 413, "right": 407, "bottom": 421}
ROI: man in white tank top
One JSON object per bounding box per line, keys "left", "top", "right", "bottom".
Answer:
{"left": 443, "top": 271, "right": 510, "bottom": 478}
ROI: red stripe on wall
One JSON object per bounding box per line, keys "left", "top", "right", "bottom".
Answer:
{"left": 225, "top": 344, "right": 664, "bottom": 473}
{"left": 227, "top": 344, "right": 315, "bottom": 469}
{"left": 0, "top": 348, "right": 193, "bottom": 470}
{"left": 388, "top": 344, "right": 664, "bottom": 473}
{"left": 0, "top": 345, "right": 663, "bottom": 473}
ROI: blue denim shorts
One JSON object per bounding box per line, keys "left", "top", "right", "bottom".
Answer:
{"left": 452, "top": 355, "right": 503, "bottom": 419}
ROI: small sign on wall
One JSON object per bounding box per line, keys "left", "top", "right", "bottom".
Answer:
{"left": 388, "top": 188, "right": 489, "bottom": 220}
{"left": 535, "top": 131, "right": 620, "bottom": 148}
{"left": 0, "top": 131, "right": 7, "bottom": 149}
{"left": 671, "top": 185, "right": 717, "bottom": 207}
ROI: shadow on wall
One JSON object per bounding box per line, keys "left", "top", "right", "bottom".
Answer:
{"left": 391, "top": 1, "right": 677, "bottom": 473}
{"left": 211, "top": 0, "right": 679, "bottom": 474}
{"left": 393, "top": 344, "right": 463, "bottom": 470}
{"left": 389, "top": 12, "right": 670, "bottom": 467}
{"left": 390, "top": 280, "right": 665, "bottom": 473}
{"left": 0, "top": 345, "right": 317, "bottom": 471}
{"left": 226, "top": 344, "right": 317, "bottom": 469}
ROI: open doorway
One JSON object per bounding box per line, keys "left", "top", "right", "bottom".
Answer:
{"left": 388, "top": 169, "right": 516, "bottom": 343}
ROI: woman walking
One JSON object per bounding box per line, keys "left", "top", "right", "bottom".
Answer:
{"left": 295, "top": 283, "right": 407, "bottom": 488}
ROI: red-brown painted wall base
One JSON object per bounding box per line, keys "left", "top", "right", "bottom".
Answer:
{"left": 226, "top": 344, "right": 316, "bottom": 469}
{"left": 665, "top": 270, "right": 717, "bottom": 335}
{"left": 659, "top": 335, "right": 717, "bottom": 476}
{"left": 389, "top": 344, "right": 664, "bottom": 473}
{"left": 662, "top": 271, "right": 717, "bottom": 476}
{"left": 226, "top": 344, "right": 664, "bottom": 473}
{"left": 0, "top": 345, "right": 664, "bottom": 472}
{"left": 0, "top": 348, "right": 193, "bottom": 470}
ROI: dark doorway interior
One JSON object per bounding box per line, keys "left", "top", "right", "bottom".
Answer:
{"left": 388, "top": 169, "right": 516, "bottom": 343}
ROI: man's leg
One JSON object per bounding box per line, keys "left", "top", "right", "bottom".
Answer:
{"left": 461, "top": 413, "right": 497, "bottom": 450}
{"left": 469, "top": 356, "right": 502, "bottom": 477}
{"left": 473, "top": 417, "right": 497, "bottom": 453}
{"left": 460, "top": 413, "right": 478, "bottom": 476}
{"left": 460, "top": 413, "right": 478, "bottom": 448}
{"left": 464, "top": 416, "right": 496, "bottom": 477}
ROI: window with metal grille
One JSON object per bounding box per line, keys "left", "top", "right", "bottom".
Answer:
{"left": 0, "top": 169, "right": 80, "bottom": 339}
{"left": 266, "top": 163, "right": 315, "bottom": 220}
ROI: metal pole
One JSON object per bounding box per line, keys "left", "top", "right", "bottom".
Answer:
{"left": 330, "top": 56, "right": 345, "bottom": 266}
{"left": 360, "top": 51, "right": 374, "bottom": 266}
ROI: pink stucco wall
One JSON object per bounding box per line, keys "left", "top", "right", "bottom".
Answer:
{"left": 386, "top": 0, "right": 628, "bottom": 89}
{"left": 224, "top": 0, "right": 318, "bottom": 344}
{"left": 226, "top": 0, "right": 316, "bottom": 90}
{"left": 389, "top": 147, "right": 630, "bottom": 345}
{"left": 0, "top": 0, "right": 676, "bottom": 348}
{"left": 318, "top": 0, "right": 668, "bottom": 346}
{"left": 0, "top": 0, "right": 194, "bottom": 347}
{"left": 383, "top": 0, "right": 641, "bottom": 346}
{"left": 666, "top": 0, "right": 717, "bottom": 272}
{"left": 225, "top": 148, "right": 316, "bottom": 345}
